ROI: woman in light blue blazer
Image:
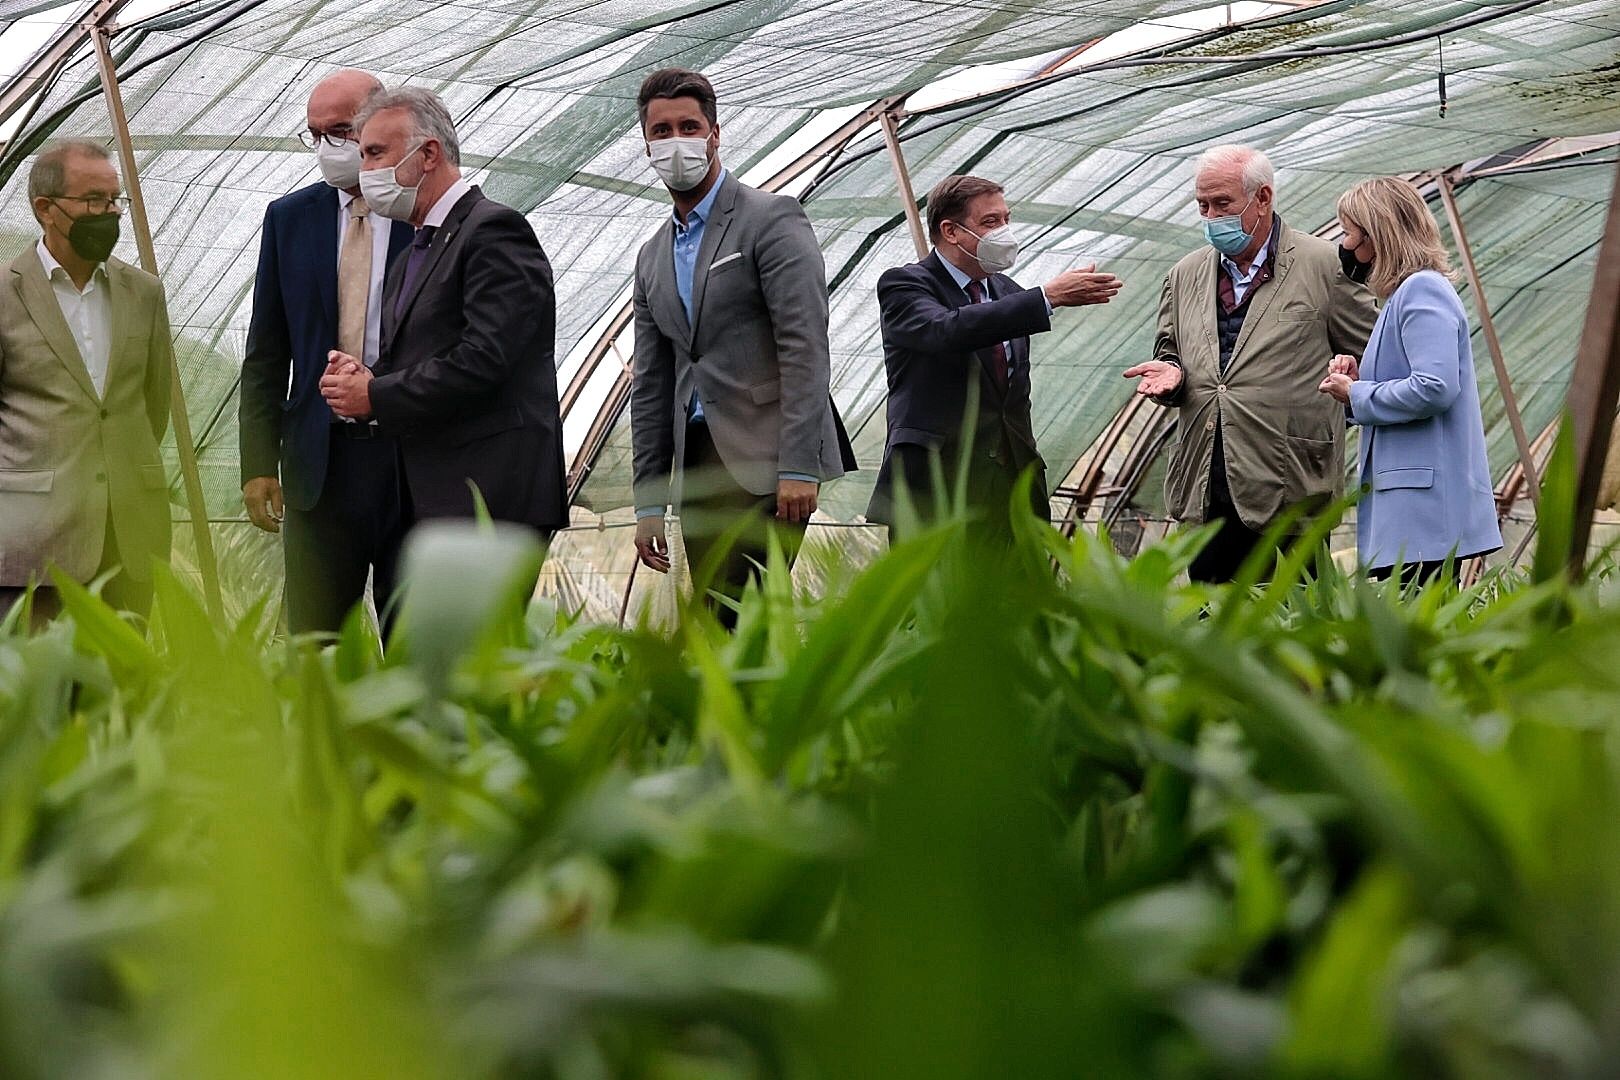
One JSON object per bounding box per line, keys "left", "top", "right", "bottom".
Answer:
{"left": 1318, "top": 177, "right": 1501, "bottom": 583}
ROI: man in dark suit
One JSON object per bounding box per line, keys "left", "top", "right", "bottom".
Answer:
{"left": 867, "top": 174, "right": 1122, "bottom": 541}
{"left": 240, "top": 69, "right": 413, "bottom": 634}
{"left": 628, "top": 68, "right": 855, "bottom": 627}
{"left": 320, "top": 87, "right": 567, "bottom": 590}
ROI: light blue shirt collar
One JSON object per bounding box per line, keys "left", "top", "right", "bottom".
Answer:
{"left": 675, "top": 168, "right": 727, "bottom": 234}
{"left": 937, "top": 250, "right": 986, "bottom": 296}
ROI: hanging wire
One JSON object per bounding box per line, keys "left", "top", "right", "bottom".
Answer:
{"left": 1437, "top": 36, "right": 1449, "bottom": 118}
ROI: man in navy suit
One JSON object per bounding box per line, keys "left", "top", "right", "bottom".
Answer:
{"left": 240, "top": 70, "right": 413, "bottom": 633}
{"left": 867, "top": 174, "right": 1122, "bottom": 541}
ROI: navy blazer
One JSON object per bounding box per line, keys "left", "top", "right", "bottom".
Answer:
{"left": 240, "top": 181, "right": 412, "bottom": 511}
{"left": 866, "top": 251, "right": 1052, "bottom": 526}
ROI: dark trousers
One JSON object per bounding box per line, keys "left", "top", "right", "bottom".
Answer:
{"left": 1370, "top": 560, "right": 1461, "bottom": 588}
{"left": 1187, "top": 438, "right": 1312, "bottom": 585}
{"left": 681, "top": 420, "right": 806, "bottom": 629}
{"left": 0, "top": 513, "right": 152, "bottom": 629}
{"left": 282, "top": 426, "right": 405, "bottom": 636}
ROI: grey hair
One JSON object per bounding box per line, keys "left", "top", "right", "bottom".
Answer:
{"left": 1196, "top": 144, "right": 1275, "bottom": 195}
{"left": 355, "top": 86, "right": 461, "bottom": 166}
{"left": 29, "top": 139, "right": 112, "bottom": 202}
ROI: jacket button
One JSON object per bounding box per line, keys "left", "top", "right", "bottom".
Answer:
{"left": 95, "top": 472, "right": 106, "bottom": 482}
{"left": 1216, "top": 383, "right": 1228, "bottom": 393}
{"left": 99, "top": 408, "right": 109, "bottom": 419}
{"left": 1205, "top": 419, "right": 1216, "bottom": 432}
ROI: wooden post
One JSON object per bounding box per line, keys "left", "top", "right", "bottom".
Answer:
{"left": 880, "top": 110, "right": 929, "bottom": 259}
{"left": 88, "top": 19, "right": 224, "bottom": 620}
{"left": 1437, "top": 171, "right": 1541, "bottom": 511}
{"left": 1564, "top": 163, "right": 1620, "bottom": 578}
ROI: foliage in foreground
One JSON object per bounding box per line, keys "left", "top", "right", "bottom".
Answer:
{"left": 3, "top": 472, "right": 1620, "bottom": 1079}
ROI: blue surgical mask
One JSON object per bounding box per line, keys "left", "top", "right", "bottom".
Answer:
{"left": 1203, "top": 196, "right": 1255, "bottom": 255}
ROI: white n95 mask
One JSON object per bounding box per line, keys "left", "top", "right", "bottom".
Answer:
{"left": 956, "top": 223, "right": 1020, "bottom": 273}
{"left": 317, "top": 138, "right": 361, "bottom": 190}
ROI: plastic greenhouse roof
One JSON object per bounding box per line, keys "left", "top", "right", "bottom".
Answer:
{"left": 0, "top": 0, "right": 1609, "bottom": 533}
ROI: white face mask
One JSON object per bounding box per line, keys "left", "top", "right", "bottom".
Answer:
{"left": 954, "top": 222, "right": 1020, "bottom": 274}
{"left": 648, "top": 136, "right": 712, "bottom": 192}
{"left": 359, "top": 142, "right": 426, "bottom": 222}
{"left": 316, "top": 138, "right": 361, "bottom": 190}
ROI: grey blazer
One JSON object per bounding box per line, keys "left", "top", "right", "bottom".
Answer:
{"left": 0, "top": 246, "right": 172, "bottom": 587}
{"left": 629, "top": 172, "right": 854, "bottom": 509}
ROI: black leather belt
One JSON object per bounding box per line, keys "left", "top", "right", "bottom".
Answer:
{"left": 331, "top": 421, "right": 380, "bottom": 440}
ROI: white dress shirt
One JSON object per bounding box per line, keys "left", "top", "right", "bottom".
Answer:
{"left": 420, "top": 177, "right": 472, "bottom": 230}
{"left": 337, "top": 188, "right": 391, "bottom": 369}
{"left": 37, "top": 238, "right": 112, "bottom": 397}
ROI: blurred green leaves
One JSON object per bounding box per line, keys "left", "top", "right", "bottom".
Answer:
{"left": 1, "top": 498, "right": 1620, "bottom": 1079}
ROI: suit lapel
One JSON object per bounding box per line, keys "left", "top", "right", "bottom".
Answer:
{"left": 13, "top": 248, "right": 97, "bottom": 401}
{"left": 103, "top": 260, "right": 132, "bottom": 393}
{"left": 684, "top": 175, "right": 736, "bottom": 345}
{"left": 391, "top": 188, "right": 481, "bottom": 331}
{"left": 1197, "top": 247, "right": 1220, "bottom": 362}
{"left": 313, "top": 185, "right": 339, "bottom": 333}
{"left": 922, "top": 253, "right": 1006, "bottom": 402}
{"left": 651, "top": 216, "right": 689, "bottom": 346}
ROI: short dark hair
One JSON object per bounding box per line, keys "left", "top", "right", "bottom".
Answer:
{"left": 637, "top": 68, "right": 718, "bottom": 130}
{"left": 926, "top": 175, "right": 1004, "bottom": 241}
{"left": 29, "top": 139, "right": 112, "bottom": 203}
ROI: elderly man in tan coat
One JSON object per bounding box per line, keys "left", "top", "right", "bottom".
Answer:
{"left": 1125, "top": 145, "right": 1377, "bottom": 583}
{"left": 0, "top": 139, "right": 173, "bottom": 622}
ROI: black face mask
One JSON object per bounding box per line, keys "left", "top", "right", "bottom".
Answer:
{"left": 1339, "top": 241, "right": 1372, "bottom": 284}
{"left": 53, "top": 205, "right": 120, "bottom": 263}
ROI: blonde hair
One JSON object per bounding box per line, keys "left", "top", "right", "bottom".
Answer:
{"left": 1336, "top": 176, "right": 1455, "bottom": 299}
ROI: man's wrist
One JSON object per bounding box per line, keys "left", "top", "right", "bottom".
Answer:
{"left": 635, "top": 506, "right": 666, "bottom": 520}
{"left": 1040, "top": 286, "right": 1054, "bottom": 316}
{"left": 778, "top": 471, "right": 819, "bottom": 484}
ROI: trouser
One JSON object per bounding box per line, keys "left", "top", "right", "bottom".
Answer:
{"left": 1370, "top": 560, "right": 1462, "bottom": 587}
{"left": 0, "top": 512, "right": 153, "bottom": 630}
{"left": 680, "top": 420, "right": 806, "bottom": 630}
{"left": 1186, "top": 435, "right": 1312, "bottom": 585}
{"left": 282, "top": 425, "right": 406, "bottom": 637}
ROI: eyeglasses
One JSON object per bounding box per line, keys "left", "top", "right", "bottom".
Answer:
{"left": 299, "top": 128, "right": 355, "bottom": 149}
{"left": 52, "top": 194, "right": 131, "bottom": 214}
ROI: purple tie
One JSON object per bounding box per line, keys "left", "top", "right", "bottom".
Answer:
{"left": 394, "top": 225, "right": 437, "bottom": 319}
{"left": 965, "top": 279, "right": 1008, "bottom": 389}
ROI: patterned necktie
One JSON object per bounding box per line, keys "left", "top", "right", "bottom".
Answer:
{"left": 394, "top": 224, "right": 437, "bottom": 320}
{"left": 965, "top": 279, "right": 1008, "bottom": 390}
{"left": 337, "top": 196, "right": 373, "bottom": 361}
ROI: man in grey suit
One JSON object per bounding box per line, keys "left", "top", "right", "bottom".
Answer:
{"left": 629, "top": 68, "right": 855, "bottom": 626}
{"left": 0, "top": 140, "right": 172, "bottom": 623}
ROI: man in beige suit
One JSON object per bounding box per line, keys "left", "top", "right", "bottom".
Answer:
{"left": 1125, "top": 145, "right": 1377, "bottom": 583}
{"left": 0, "top": 139, "right": 173, "bottom": 621}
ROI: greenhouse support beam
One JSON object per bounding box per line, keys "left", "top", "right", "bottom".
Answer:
{"left": 879, "top": 110, "right": 928, "bottom": 259}
{"left": 88, "top": 18, "right": 223, "bottom": 620}
{"left": 0, "top": 0, "right": 128, "bottom": 137}
{"left": 1565, "top": 161, "right": 1620, "bottom": 579}
{"left": 1438, "top": 172, "right": 1541, "bottom": 512}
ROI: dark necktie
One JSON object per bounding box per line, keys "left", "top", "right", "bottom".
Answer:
{"left": 965, "top": 279, "right": 1008, "bottom": 390}
{"left": 394, "top": 224, "right": 437, "bottom": 319}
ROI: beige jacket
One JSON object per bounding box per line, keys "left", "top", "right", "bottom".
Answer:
{"left": 0, "top": 246, "right": 172, "bottom": 587}
{"left": 1152, "top": 220, "right": 1378, "bottom": 527}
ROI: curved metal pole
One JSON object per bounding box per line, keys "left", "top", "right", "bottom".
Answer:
{"left": 89, "top": 18, "right": 223, "bottom": 620}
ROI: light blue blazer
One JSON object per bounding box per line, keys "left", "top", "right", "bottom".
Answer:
{"left": 1348, "top": 270, "right": 1502, "bottom": 570}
